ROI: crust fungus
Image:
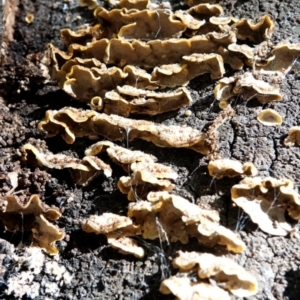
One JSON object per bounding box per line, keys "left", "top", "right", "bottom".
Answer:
{"left": 214, "top": 72, "right": 282, "bottom": 109}
{"left": 231, "top": 177, "right": 300, "bottom": 235}
{"left": 208, "top": 159, "right": 258, "bottom": 179}
{"left": 38, "top": 107, "right": 208, "bottom": 154}
{"left": 0, "top": 194, "right": 64, "bottom": 255}
{"left": 82, "top": 213, "right": 144, "bottom": 257}
{"left": 257, "top": 108, "right": 283, "bottom": 126}
{"left": 162, "top": 251, "right": 258, "bottom": 298}
{"left": 21, "top": 143, "right": 112, "bottom": 186}
{"left": 128, "top": 191, "right": 245, "bottom": 253}
{"left": 284, "top": 126, "right": 300, "bottom": 147}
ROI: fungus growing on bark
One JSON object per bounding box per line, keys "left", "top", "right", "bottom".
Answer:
{"left": 231, "top": 177, "right": 300, "bottom": 235}
{"left": 82, "top": 213, "right": 144, "bottom": 257}
{"left": 284, "top": 126, "right": 300, "bottom": 146}
{"left": 208, "top": 159, "right": 257, "bottom": 179}
{"left": 214, "top": 72, "right": 282, "bottom": 109}
{"left": 21, "top": 143, "right": 112, "bottom": 186}
{"left": 0, "top": 194, "right": 64, "bottom": 255}
{"left": 38, "top": 107, "right": 208, "bottom": 154}
{"left": 257, "top": 108, "right": 283, "bottom": 126}
{"left": 160, "top": 251, "right": 258, "bottom": 298}
{"left": 128, "top": 191, "right": 245, "bottom": 253}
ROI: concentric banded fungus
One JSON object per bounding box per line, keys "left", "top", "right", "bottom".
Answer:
{"left": 82, "top": 213, "right": 144, "bottom": 257}
{"left": 231, "top": 177, "right": 300, "bottom": 235}
{"left": 38, "top": 107, "right": 208, "bottom": 154}
{"left": 160, "top": 251, "right": 258, "bottom": 298}
{"left": 0, "top": 194, "right": 64, "bottom": 255}
{"left": 257, "top": 108, "right": 283, "bottom": 126}
{"left": 128, "top": 191, "right": 245, "bottom": 253}
{"left": 21, "top": 144, "right": 112, "bottom": 186}
{"left": 208, "top": 159, "right": 258, "bottom": 179}
{"left": 214, "top": 72, "right": 282, "bottom": 109}
{"left": 284, "top": 126, "right": 300, "bottom": 146}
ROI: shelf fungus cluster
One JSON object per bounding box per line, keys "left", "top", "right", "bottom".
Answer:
{"left": 160, "top": 251, "right": 258, "bottom": 299}
{"left": 46, "top": 0, "right": 291, "bottom": 116}
{"left": 82, "top": 191, "right": 246, "bottom": 257}
{"left": 0, "top": 194, "right": 64, "bottom": 255}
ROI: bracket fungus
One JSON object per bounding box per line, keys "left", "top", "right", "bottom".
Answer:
{"left": 0, "top": 194, "right": 64, "bottom": 255}
{"left": 231, "top": 177, "right": 300, "bottom": 235}
{"left": 160, "top": 277, "right": 231, "bottom": 300}
{"left": 208, "top": 159, "right": 258, "bottom": 179}
{"left": 82, "top": 213, "right": 144, "bottom": 258}
{"left": 104, "top": 86, "right": 192, "bottom": 116}
{"left": 38, "top": 107, "right": 208, "bottom": 154}
{"left": 21, "top": 143, "right": 112, "bottom": 186}
{"left": 284, "top": 126, "right": 300, "bottom": 147}
{"left": 128, "top": 191, "right": 245, "bottom": 253}
{"left": 257, "top": 108, "right": 283, "bottom": 126}
{"left": 160, "top": 251, "right": 258, "bottom": 298}
{"left": 214, "top": 72, "right": 282, "bottom": 109}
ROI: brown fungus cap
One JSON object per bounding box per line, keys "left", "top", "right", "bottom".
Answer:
{"left": 0, "top": 194, "right": 64, "bottom": 255}
{"left": 21, "top": 143, "right": 112, "bottom": 186}
{"left": 208, "top": 159, "right": 258, "bottom": 179}
{"left": 38, "top": 107, "right": 208, "bottom": 154}
{"left": 231, "top": 177, "right": 300, "bottom": 235}
{"left": 284, "top": 126, "right": 300, "bottom": 147}
{"left": 171, "top": 251, "right": 258, "bottom": 297}
{"left": 257, "top": 108, "right": 283, "bottom": 126}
